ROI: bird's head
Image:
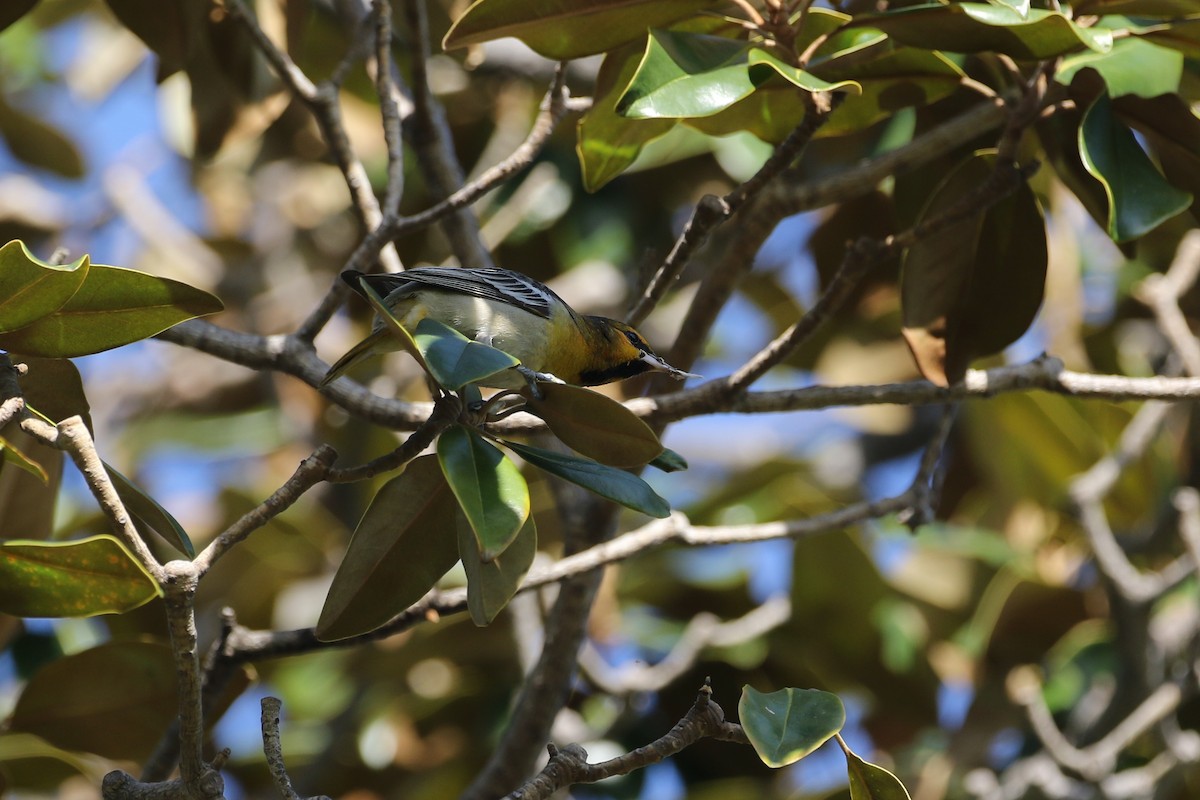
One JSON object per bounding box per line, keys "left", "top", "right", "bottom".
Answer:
{"left": 579, "top": 317, "right": 700, "bottom": 386}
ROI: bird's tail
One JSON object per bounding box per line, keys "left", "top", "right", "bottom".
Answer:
{"left": 319, "top": 328, "right": 391, "bottom": 387}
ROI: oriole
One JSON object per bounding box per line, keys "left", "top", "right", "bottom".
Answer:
{"left": 320, "top": 267, "right": 695, "bottom": 389}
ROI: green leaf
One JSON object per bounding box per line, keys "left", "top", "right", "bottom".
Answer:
{"left": 316, "top": 455, "right": 462, "bottom": 641}
{"left": 1115, "top": 93, "right": 1200, "bottom": 221}
{"left": 578, "top": 44, "right": 677, "bottom": 191}
{"left": 649, "top": 447, "right": 689, "bottom": 472}
{"left": 0, "top": 96, "right": 84, "bottom": 179}
{"left": 0, "top": 0, "right": 39, "bottom": 33}
{"left": 618, "top": 30, "right": 857, "bottom": 121}
{"left": 16, "top": 356, "right": 93, "bottom": 433}
{"left": 739, "top": 686, "right": 846, "bottom": 767}
{"left": 443, "top": 0, "right": 721, "bottom": 60}
{"left": 458, "top": 513, "right": 536, "bottom": 626}
{"left": 0, "top": 264, "right": 224, "bottom": 357}
{"left": 0, "top": 428, "right": 61, "bottom": 542}
{"left": 412, "top": 317, "right": 520, "bottom": 391}
{"left": 1079, "top": 91, "right": 1192, "bottom": 242}
{"left": 1057, "top": 36, "right": 1182, "bottom": 98}
{"left": 8, "top": 641, "right": 176, "bottom": 761}
{"left": 901, "top": 151, "right": 1048, "bottom": 386}
{"left": 1075, "top": 0, "right": 1200, "bottom": 15}
{"left": 842, "top": 741, "right": 913, "bottom": 800}
{"left": 500, "top": 439, "right": 670, "bottom": 518}
{"left": 0, "top": 434, "right": 48, "bottom": 483}
{"left": 522, "top": 382, "right": 663, "bottom": 467}
{"left": 103, "top": 462, "right": 194, "bottom": 557}
{"left": 0, "top": 536, "right": 160, "bottom": 617}
{"left": 1134, "top": 18, "right": 1200, "bottom": 58}
{"left": 862, "top": 3, "right": 1112, "bottom": 60}
{"left": 0, "top": 241, "right": 89, "bottom": 334}
{"left": 355, "top": 275, "right": 432, "bottom": 375}
{"left": 987, "top": 0, "right": 1031, "bottom": 17}
{"left": 437, "top": 426, "right": 530, "bottom": 561}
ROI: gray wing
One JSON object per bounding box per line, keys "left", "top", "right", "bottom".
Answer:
{"left": 342, "top": 267, "right": 561, "bottom": 320}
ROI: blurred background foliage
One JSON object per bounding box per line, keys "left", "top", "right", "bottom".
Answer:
{"left": 0, "top": 0, "right": 1198, "bottom": 798}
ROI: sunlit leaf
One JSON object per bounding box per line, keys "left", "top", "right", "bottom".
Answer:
{"left": 9, "top": 641, "right": 176, "bottom": 761}
{"left": 0, "top": 435, "right": 47, "bottom": 483}
{"left": 412, "top": 317, "right": 519, "bottom": 390}
{"left": 444, "top": 0, "right": 720, "bottom": 59}
{"left": 1057, "top": 36, "right": 1182, "bottom": 98}
{"left": 0, "top": 264, "right": 224, "bottom": 357}
{"left": 0, "top": 241, "right": 88, "bottom": 334}
{"left": 739, "top": 686, "right": 845, "bottom": 767}
{"left": 521, "top": 382, "right": 663, "bottom": 467}
{"left": 0, "top": 536, "right": 160, "bottom": 617}
{"left": 103, "top": 462, "right": 194, "bottom": 557}
{"left": 842, "top": 740, "right": 913, "bottom": 800}
{"left": 355, "top": 275, "right": 431, "bottom": 375}
{"left": 500, "top": 440, "right": 670, "bottom": 518}
{"left": 862, "top": 3, "right": 1112, "bottom": 59}
{"left": 579, "top": 44, "right": 678, "bottom": 191}
{"left": 458, "top": 513, "right": 536, "bottom": 626}
{"left": 0, "top": 428, "right": 60, "bottom": 542}
{"left": 437, "top": 426, "right": 529, "bottom": 561}
{"left": 1079, "top": 90, "right": 1192, "bottom": 241}
{"left": 316, "top": 455, "right": 462, "bottom": 641}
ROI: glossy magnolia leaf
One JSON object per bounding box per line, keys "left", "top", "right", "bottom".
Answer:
{"left": 412, "top": 318, "right": 520, "bottom": 390}
{"left": 437, "top": 426, "right": 530, "bottom": 561}
{"left": 1057, "top": 36, "right": 1182, "bottom": 98}
{"left": 1079, "top": 91, "right": 1192, "bottom": 242}
{"left": 9, "top": 641, "right": 175, "bottom": 761}
{"left": 901, "top": 151, "right": 1047, "bottom": 386}
{"left": 103, "top": 462, "right": 193, "bottom": 557}
{"left": 0, "top": 428, "right": 61, "bottom": 542}
{"left": 0, "top": 264, "right": 223, "bottom": 357}
{"left": 649, "top": 447, "right": 689, "bottom": 472}
{"left": 740, "top": 686, "right": 846, "bottom": 767}
{"left": 316, "top": 455, "right": 461, "bottom": 641}
{"left": 0, "top": 536, "right": 160, "bottom": 617}
{"left": 579, "top": 44, "right": 678, "bottom": 191}
{"left": 1135, "top": 18, "right": 1200, "bottom": 58}
{"left": 501, "top": 439, "right": 670, "bottom": 518}
{"left": 444, "top": 0, "right": 719, "bottom": 60}
{"left": 0, "top": 241, "right": 89, "bottom": 334}
{"left": 458, "top": 513, "right": 536, "bottom": 626}
{"left": 1116, "top": 93, "right": 1200, "bottom": 218}
{"left": 842, "top": 742, "right": 913, "bottom": 800}
{"left": 522, "top": 382, "right": 663, "bottom": 467}
{"left": 0, "top": 96, "right": 84, "bottom": 179}
{"left": 618, "top": 30, "right": 857, "bottom": 121}
{"left": 863, "top": 4, "right": 1112, "bottom": 60}
{"left": 988, "top": 0, "right": 1031, "bottom": 17}
{"left": 17, "top": 356, "right": 93, "bottom": 434}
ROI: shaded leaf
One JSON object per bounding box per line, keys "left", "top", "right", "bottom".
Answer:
{"left": 444, "top": 0, "right": 720, "bottom": 60}
{"left": 739, "top": 686, "right": 846, "bottom": 767}
{"left": 413, "top": 317, "right": 519, "bottom": 390}
{"left": 0, "top": 241, "right": 89, "bottom": 334}
{"left": 0, "top": 0, "right": 38, "bottom": 33}
{"left": 649, "top": 447, "right": 689, "bottom": 472}
{"left": 1075, "top": 0, "right": 1200, "bottom": 15}
{"left": 1057, "top": 36, "right": 1182, "bottom": 98}
{"left": 316, "top": 455, "right": 461, "bottom": 641}
{"left": 521, "top": 382, "right": 663, "bottom": 467}
{"left": 901, "top": 151, "right": 1047, "bottom": 386}
{"left": 0, "top": 96, "right": 84, "bottom": 178}
{"left": 103, "top": 462, "right": 193, "bottom": 557}
{"left": 0, "top": 264, "right": 224, "bottom": 357}
{"left": 578, "top": 44, "right": 676, "bottom": 191}
{"left": 1079, "top": 90, "right": 1192, "bottom": 241}
{"left": 1134, "top": 17, "right": 1200, "bottom": 58}
{"left": 458, "top": 513, "right": 536, "bottom": 626}
{"left": 0, "top": 428, "right": 60, "bottom": 542}
{"left": 842, "top": 741, "right": 913, "bottom": 800}
{"left": 17, "top": 356, "right": 92, "bottom": 433}
{"left": 1115, "top": 92, "right": 1200, "bottom": 221}
{"left": 862, "top": 3, "right": 1112, "bottom": 60}
{"left": 0, "top": 536, "right": 160, "bottom": 617}
{"left": 9, "top": 641, "right": 175, "bottom": 761}
{"left": 104, "top": 0, "right": 202, "bottom": 78}
{"left": 501, "top": 440, "right": 670, "bottom": 518}
{"left": 438, "top": 426, "right": 530, "bottom": 561}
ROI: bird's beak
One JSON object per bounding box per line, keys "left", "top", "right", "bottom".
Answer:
{"left": 640, "top": 352, "right": 701, "bottom": 380}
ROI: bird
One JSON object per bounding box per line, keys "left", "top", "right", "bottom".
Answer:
{"left": 320, "top": 267, "right": 697, "bottom": 390}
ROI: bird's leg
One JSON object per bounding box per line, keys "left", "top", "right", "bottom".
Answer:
{"left": 515, "top": 365, "right": 565, "bottom": 399}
